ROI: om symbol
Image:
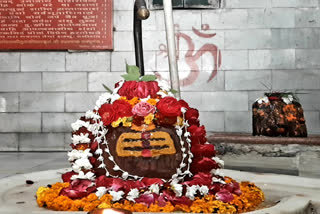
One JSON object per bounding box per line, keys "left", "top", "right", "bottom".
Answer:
{"left": 156, "top": 24, "right": 222, "bottom": 86}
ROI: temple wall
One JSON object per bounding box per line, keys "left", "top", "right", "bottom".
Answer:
{"left": 1, "top": 0, "right": 320, "bottom": 151}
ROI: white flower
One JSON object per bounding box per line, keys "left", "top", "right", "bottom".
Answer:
{"left": 140, "top": 96, "right": 151, "bottom": 102}
{"left": 157, "top": 91, "right": 169, "bottom": 98}
{"left": 122, "top": 172, "right": 129, "bottom": 179}
{"left": 98, "top": 163, "right": 106, "bottom": 168}
{"left": 85, "top": 110, "right": 101, "bottom": 120}
{"left": 95, "top": 187, "right": 107, "bottom": 198}
{"left": 71, "top": 120, "right": 90, "bottom": 131}
{"left": 109, "top": 190, "right": 124, "bottom": 202}
{"left": 257, "top": 96, "right": 269, "bottom": 104}
{"left": 72, "top": 158, "right": 92, "bottom": 172}
{"left": 149, "top": 184, "right": 160, "bottom": 194}
{"left": 181, "top": 107, "right": 187, "bottom": 113}
{"left": 282, "top": 95, "right": 294, "bottom": 105}
{"left": 113, "top": 80, "right": 124, "bottom": 94}
{"left": 186, "top": 185, "right": 199, "bottom": 200}
{"left": 212, "top": 177, "right": 226, "bottom": 184}
{"left": 170, "top": 182, "right": 183, "bottom": 197}
{"left": 110, "top": 94, "right": 120, "bottom": 103}
{"left": 211, "top": 168, "right": 224, "bottom": 177}
{"left": 126, "top": 188, "right": 140, "bottom": 202}
{"left": 97, "top": 156, "right": 104, "bottom": 161}
{"left": 199, "top": 186, "right": 209, "bottom": 196}
{"left": 71, "top": 133, "right": 91, "bottom": 145}
{"left": 184, "top": 132, "right": 191, "bottom": 138}
{"left": 212, "top": 156, "right": 224, "bottom": 167}
{"left": 157, "top": 79, "right": 171, "bottom": 91}
{"left": 68, "top": 149, "right": 92, "bottom": 161}
{"left": 71, "top": 171, "right": 95, "bottom": 180}
{"left": 176, "top": 127, "right": 183, "bottom": 136}
{"left": 95, "top": 148, "right": 103, "bottom": 155}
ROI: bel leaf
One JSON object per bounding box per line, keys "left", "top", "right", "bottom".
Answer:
{"left": 121, "top": 73, "right": 140, "bottom": 81}
{"left": 141, "top": 75, "right": 157, "bottom": 82}
{"left": 170, "top": 89, "right": 178, "bottom": 94}
{"left": 126, "top": 63, "right": 140, "bottom": 75}
{"left": 102, "top": 84, "right": 113, "bottom": 93}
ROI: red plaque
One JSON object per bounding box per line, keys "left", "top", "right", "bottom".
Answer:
{"left": 0, "top": 0, "right": 113, "bottom": 50}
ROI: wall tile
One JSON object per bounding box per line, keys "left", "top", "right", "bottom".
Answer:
{"left": 0, "top": 73, "right": 41, "bottom": 92}
{"left": 19, "top": 133, "right": 66, "bottom": 151}
{"left": 21, "top": 52, "right": 65, "bottom": 72}
{"left": 43, "top": 73, "right": 87, "bottom": 91}
{"left": 66, "top": 92, "right": 101, "bottom": 112}
{"left": 0, "top": 93, "right": 19, "bottom": 112}
{"left": 0, "top": 113, "right": 41, "bottom": 132}
{"left": 0, "top": 52, "right": 20, "bottom": 72}
{"left": 20, "top": 93, "right": 64, "bottom": 112}
{"left": 42, "top": 113, "right": 83, "bottom": 132}
{"left": 66, "top": 52, "right": 110, "bottom": 72}
{"left": 0, "top": 134, "right": 18, "bottom": 151}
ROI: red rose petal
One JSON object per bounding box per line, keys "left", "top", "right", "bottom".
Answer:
{"left": 61, "top": 171, "right": 77, "bottom": 183}
{"left": 141, "top": 177, "right": 164, "bottom": 186}
{"left": 141, "top": 132, "right": 151, "bottom": 140}
{"left": 215, "top": 189, "right": 234, "bottom": 203}
{"left": 142, "top": 149, "right": 152, "bottom": 157}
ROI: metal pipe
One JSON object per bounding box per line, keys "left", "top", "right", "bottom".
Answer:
{"left": 163, "top": 0, "right": 181, "bottom": 99}
{"left": 133, "top": 0, "right": 149, "bottom": 76}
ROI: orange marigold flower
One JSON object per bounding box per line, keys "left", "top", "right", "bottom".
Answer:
{"left": 75, "top": 143, "right": 89, "bottom": 151}
{"left": 147, "top": 98, "right": 158, "bottom": 106}
{"left": 128, "top": 97, "right": 140, "bottom": 106}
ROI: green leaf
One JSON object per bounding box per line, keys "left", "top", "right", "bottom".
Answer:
{"left": 141, "top": 75, "right": 157, "bottom": 82}
{"left": 102, "top": 84, "right": 112, "bottom": 93}
{"left": 126, "top": 63, "right": 140, "bottom": 75}
{"left": 123, "top": 63, "right": 140, "bottom": 81}
{"left": 121, "top": 73, "right": 140, "bottom": 81}
{"left": 170, "top": 89, "right": 178, "bottom": 94}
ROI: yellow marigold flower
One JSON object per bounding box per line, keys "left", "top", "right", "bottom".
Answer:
{"left": 111, "top": 117, "right": 123, "bottom": 127}
{"left": 123, "top": 117, "right": 132, "bottom": 127}
{"left": 144, "top": 113, "right": 154, "bottom": 125}
{"left": 112, "top": 117, "right": 132, "bottom": 127}
{"left": 147, "top": 98, "right": 158, "bottom": 106}
{"left": 98, "top": 202, "right": 112, "bottom": 209}
{"left": 119, "top": 96, "right": 127, "bottom": 101}
{"left": 174, "top": 116, "right": 184, "bottom": 126}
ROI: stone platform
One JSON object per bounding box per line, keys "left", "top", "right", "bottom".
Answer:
{"left": 208, "top": 133, "right": 320, "bottom": 178}
{"left": 0, "top": 168, "right": 319, "bottom": 214}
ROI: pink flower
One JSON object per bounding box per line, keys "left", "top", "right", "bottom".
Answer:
{"left": 132, "top": 102, "right": 156, "bottom": 117}
{"left": 59, "top": 179, "right": 96, "bottom": 199}
{"left": 215, "top": 189, "right": 234, "bottom": 203}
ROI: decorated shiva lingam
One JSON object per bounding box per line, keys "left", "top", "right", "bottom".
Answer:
{"left": 35, "top": 0, "right": 264, "bottom": 213}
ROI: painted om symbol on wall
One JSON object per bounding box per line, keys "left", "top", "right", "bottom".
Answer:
{"left": 156, "top": 24, "right": 222, "bottom": 86}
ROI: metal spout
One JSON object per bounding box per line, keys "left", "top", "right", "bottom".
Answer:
{"left": 134, "top": 0, "right": 149, "bottom": 76}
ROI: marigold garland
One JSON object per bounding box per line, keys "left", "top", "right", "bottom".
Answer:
{"left": 36, "top": 181, "right": 264, "bottom": 213}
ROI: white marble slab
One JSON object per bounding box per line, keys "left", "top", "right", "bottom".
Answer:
{"left": 0, "top": 169, "right": 320, "bottom": 214}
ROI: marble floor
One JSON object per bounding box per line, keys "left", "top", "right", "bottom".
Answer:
{"left": 0, "top": 152, "right": 70, "bottom": 179}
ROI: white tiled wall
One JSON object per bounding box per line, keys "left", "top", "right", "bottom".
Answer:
{"left": 1, "top": 0, "right": 320, "bottom": 150}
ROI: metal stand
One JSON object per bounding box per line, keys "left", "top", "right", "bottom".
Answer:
{"left": 163, "top": 0, "right": 181, "bottom": 99}
{"left": 133, "top": 0, "right": 149, "bottom": 76}
{"left": 133, "top": 0, "right": 181, "bottom": 99}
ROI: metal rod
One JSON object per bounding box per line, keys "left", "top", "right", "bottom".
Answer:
{"left": 163, "top": 0, "right": 181, "bottom": 99}
{"left": 133, "top": 0, "right": 149, "bottom": 76}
